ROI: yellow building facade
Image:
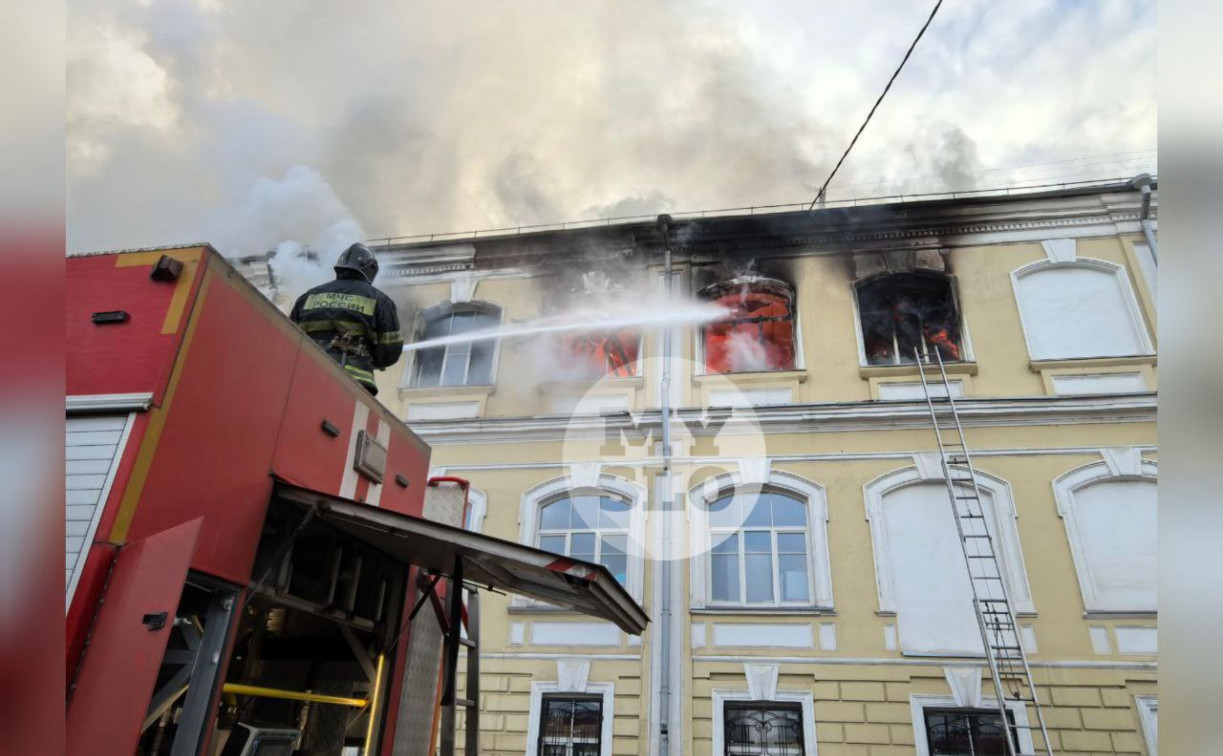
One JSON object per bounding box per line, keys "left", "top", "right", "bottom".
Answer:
{"left": 246, "top": 180, "right": 1158, "bottom": 756}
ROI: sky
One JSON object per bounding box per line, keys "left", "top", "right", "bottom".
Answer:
{"left": 66, "top": 0, "right": 1157, "bottom": 258}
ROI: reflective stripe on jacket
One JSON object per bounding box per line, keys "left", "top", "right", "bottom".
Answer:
{"left": 289, "top": 276, "right": 403, "bottom": 394}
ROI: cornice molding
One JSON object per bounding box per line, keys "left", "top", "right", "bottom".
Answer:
{"left": 407, "top": 393, "right": 1158, "bottom": 444}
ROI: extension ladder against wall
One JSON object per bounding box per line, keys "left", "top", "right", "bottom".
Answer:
{"left": 915, "top": 349, "right": 1054, "bottom": 756}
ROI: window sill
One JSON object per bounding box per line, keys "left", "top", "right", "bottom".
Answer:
{"left": 691, "top": 606, "right": 835, "bottom": 617}
{"left": 692, "top": 369, "right": 808, "bottom": 385}
{"left": 1029, "top": 354, "right": 1157, "bottom": 372}
{"left": 859, "top": 361, "right": 978, "bottom": 379}
{"left": 1082, "top": 610, "right": 1157, "bottom": 620}
{"left": 398, "top": 384, "right": 494, "bottom": 401}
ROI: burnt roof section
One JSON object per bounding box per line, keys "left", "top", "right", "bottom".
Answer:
{"left": 370, "top": 178, "right": 1155, "bottom": 274}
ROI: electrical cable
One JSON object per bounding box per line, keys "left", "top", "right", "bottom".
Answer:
{"left": 809, "top": 0, "right": 946, "bottom": 210}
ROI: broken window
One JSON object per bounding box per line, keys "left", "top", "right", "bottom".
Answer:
{"left": 700, "top": 278, "right": 796, "bottom": 374}
{"left": 558, "top": 328, "right": 641, "bottom": 378}
{"left": 410, "top": 304, "right": 500, "bottom": 388}
{"left": 856, "top": 273, "right": 963, "bottom": 365}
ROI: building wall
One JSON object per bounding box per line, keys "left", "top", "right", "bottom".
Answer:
{"left": 242, "top": 188, "right": 1159, "bottom": 755}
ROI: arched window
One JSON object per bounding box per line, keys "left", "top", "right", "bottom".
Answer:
{"left": 409, "top": 302, "right": 501, "bottom": 388}
{"left": 865, "top": 467, "right": 1033, "bottom": 656}
{"left": 700, "top": 277, "right": 797, "bottom": 374}
{"left": 537, "top": 494, "right": 631, "bottom": 584}
{"left": 689, "top": 471, "right": 832, "bottom": 610}
{"left": 1011, "top": 260, "right": 1151, "bottom": 360}
{"left": 519, "top": 474, "right": 647, "bottom": 601}
{"left": 855, "top": 272, "right": 965, "bottom": 366}
{"left": 1053, "top": 460, "right": 1157, "bottom": 613}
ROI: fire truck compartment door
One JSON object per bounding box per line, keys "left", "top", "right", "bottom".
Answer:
{"left": 67, "top": 519, "right": 202, "bottom": 756}
{"left": 275, "top": 482, "right": 648, "bottom": 634}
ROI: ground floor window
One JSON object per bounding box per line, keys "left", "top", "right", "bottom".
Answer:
{"left": 538, "top": 696, "right": 603, "bottom": 756}
{"left": 923, "top": 708, "right": 1016, "bottom": 756}
{"left": 723, "top": 702, "right": 805, "bottom": 756}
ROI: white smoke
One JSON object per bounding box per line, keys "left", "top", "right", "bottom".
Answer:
{"left": 723, "top": 330, "right": 773, "bottom": 373}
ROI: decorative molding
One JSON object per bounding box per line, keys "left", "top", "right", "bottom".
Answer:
{"left": 1100, "top": 447, "right": 1143, "bottom": 476}
{"left": 913, "top": 452, "right": 944, "bottom": 480}
{"left": 1115, "top": 626, "right": 1157, "bottom": 655}
{"left": 743, "top": 663, "right": 780, "bottom": 701}
{"left": 567, "top": 462, "right": 603, "bottom": 489}
{"left": 450, "top": 276, "right": 478, "bottom": 303}
{"left": 943, "top": 666, "right": 983, "bottom": 708}
{"left": 530, "top": 621, "right": 621, "bottom": 647}
{"left": 509, "top": 622, "right": 525, "bottom": 645}
{"left": 737, "top": 457, "right": 771, "bottom": 486}
{"left": 1020, "top": 625, "right": 1038, "bottom": 653}
{"left": 1041, "top": 238, "right": 1077, "bottom": 263}
{"left": 556, "top": 660, "right": 591, "bottom": 693}
{"left": 712, "top": 623, "right": 813, "bottom": 649}
{"left": 409, "top": 394, "right": 1158, "bottom": 444}
{"left": 691, "top": 623, "right": 706, "bottom": 649}
{"left": 693, "top": 654, "right": 1157, "bottom": 670}
{"left": 819, "top": 623, "right": 837, "bottom": 652}
{"left": 1136, "top": 694, "right": 1158, "bottom": 756}
{"left": 1089, "top": 626, "right": 1112, "bottom": 655}
{"left": 883, "top": 623, "right": 898, "bottom": 651}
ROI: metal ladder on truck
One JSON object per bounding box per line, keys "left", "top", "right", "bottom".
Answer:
{"left": 915, "top": 348, "right": 1054, "bottom": 756}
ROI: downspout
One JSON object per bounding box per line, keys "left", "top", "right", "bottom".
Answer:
{"left": 656, "top": 214, "right": 674, "bottom": 756}
{"left": 1129, "top": 173, "right": 1158, "bottom": 264}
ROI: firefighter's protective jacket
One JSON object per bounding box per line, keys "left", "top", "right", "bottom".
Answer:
{"left": 290, "top": 276, "right": 403, "bottom": 394}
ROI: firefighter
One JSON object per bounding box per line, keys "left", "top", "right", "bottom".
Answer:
{"left": 289, "top": 243, "right": 403, "bottom": 395}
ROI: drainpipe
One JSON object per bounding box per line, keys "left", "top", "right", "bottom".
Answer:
{"left": 1129, "top": 173, "right": 1158, "bottom": 264}
{"left": 656, "top": 214, "right": 674, "bottom": 756}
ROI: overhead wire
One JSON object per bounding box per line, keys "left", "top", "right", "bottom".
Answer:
{"left": 808, "top": 0, "right": 946, "bottom": 210}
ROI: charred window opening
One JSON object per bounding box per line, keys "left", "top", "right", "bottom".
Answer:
{"left": 856, "top": 273, "right": 963, "bottom": 365}
{"left": 559, "top": 328, "right": 641, "bottom": 379}
{"left": 700, "top": 278, "right": 796, "bottom": 374}
{"left": 410, "top": 303, "right": 500, "bottom": 388}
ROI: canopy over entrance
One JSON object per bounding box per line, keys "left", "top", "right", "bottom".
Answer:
{"left": 274, "top": 481, "right": 648, "bottom": 634}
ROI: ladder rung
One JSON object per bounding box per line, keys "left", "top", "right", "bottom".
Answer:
{"left": 456, "top": 698, "right": 477, "bottom": 708}
{"left": 459, "top": 637, "right": 477, "bottom": 648}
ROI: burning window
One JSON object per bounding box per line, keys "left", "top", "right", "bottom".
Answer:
{"left": 559, "top": 328, "right": 641, "bottom": 379}
{"left": 856, "top": 273, "right": 963, "bottom": 365}
{"left": 410, "top": 304, "right": 500, "bottom": 388}
{"left": 700, "top": 278, "right": 796, "bottom": 374}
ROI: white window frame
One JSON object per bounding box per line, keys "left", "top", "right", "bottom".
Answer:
{"left": 863, "top": 466, "right": 1035, "bottom": 616}
{"left": 526, "top": 681, "right": 615, "bottom": 756}
{"left": 463, "top": 486, "right": 487, "bottom": 533}
{"left": 712, "top": 688, "right": 818, "bottom": 756}
{"left": 1010, "top": 258, "right": 1153, "bottom": 361}
{"left": 909, "top": 694, "right": 1033, "bottom": 756}
{"left": 1136, "top": 694, "right": 1157, "bottom": 755}
{"left": 850, "top": 272, "right": 976, "bottom": 368}
{"left": 517, "top": 474, "right": 647, "bottom": 605}
{"left": 689, "top": 470, "right": 833, "bottom": 611}
{"left": 402, "top": 301, "right": 503, "bottom": 389}
{"left": 1052, "top": 460, "right": 1158, "bottom": 614}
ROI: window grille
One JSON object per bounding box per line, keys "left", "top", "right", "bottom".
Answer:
{"left": 723, "top": 702, "right": 805, "bottom": 756}
{"left": 923, "top": 708, "right": 1017, "bottom": 756}
{"left": 538, "top": 696, "right": 603, "bottom": 756}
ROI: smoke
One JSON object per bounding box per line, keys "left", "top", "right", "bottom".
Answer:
{"left": 723, "top": 330, "right": 773, "bottom": 373}
{"left": 66, "top": 0, "right": 1156, "bottom": 255}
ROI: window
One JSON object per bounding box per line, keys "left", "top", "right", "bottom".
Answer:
{"left": 923, "top": 708, "right": 1016, "bottom": 756}
{"left": 558, "top": 328, "right": 641, "bottom": 378}
{"left": 707, "top": 492, "right": 811, "bottom": 605}
{"left": 1012, "top": 260, "right": 1151, "bottom": 360}
{"left": 723, "top": 703, "right": 806, "bottom": 756}
{"left": 910, "top": 696, "right": 1033, "bottom": 756}
{"left": 700, "top": 277, "right": 797, "bottom": 374}
{"left": 537, "top": 695, "right": 603, "bottom": 756}
{"left": 537, "top": 495, "right": 630, "bottom": 584}
{"left": 689, "top": 471, "right": 833, "bottom": 611}
{"left": 856, "top": 272, "right": 965, "bottom": 366}
{"left": 865, "top": 468, "right": 1033, "bottom": 655}
{"left": 519, "top": 475, "right": 646, "bottom": 605}
{"left": 1054, "top": 461, "right": 1157, "bottom": 613}
{"left": 409, "top": 304, "right": 501, "bottom": 387}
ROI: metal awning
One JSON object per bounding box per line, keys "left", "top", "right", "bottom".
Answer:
{"left": 274, "top": 482, "right": 648, "bottom": 634}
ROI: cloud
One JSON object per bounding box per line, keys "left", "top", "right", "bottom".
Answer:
{"left": 66, "top": 0, "right": 1156, "bottom": 255}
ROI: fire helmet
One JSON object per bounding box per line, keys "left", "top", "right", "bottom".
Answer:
{"left": 334, "top": 243, "right": 379, "bottom": 282}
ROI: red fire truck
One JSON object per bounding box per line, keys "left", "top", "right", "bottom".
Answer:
{"left": 65, "top": 245, "right": 647, "bottom": 756}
